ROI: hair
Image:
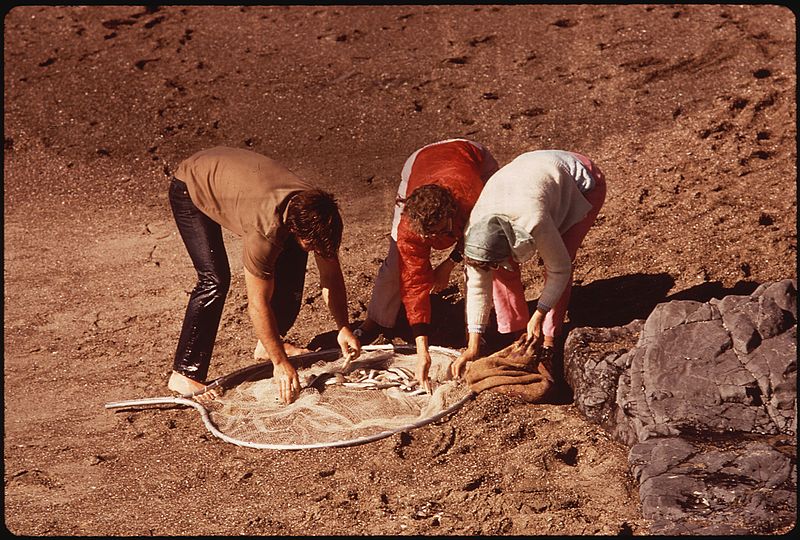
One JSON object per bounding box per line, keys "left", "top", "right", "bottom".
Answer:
{"left": 401, "top": 184, "right": 458, "bottom": 235}
{"left": 285, "top": 189, "right": 343, "bottom": 259}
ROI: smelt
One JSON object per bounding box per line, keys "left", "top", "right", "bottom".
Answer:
{"left": 343, "top": 381, "right": 372, "bottom": 389}
{"left": 395, "top": 366, "right": 415, "bottom": 379}
{"left": 387, "top": 367, "right": 408, "bottom": 379}
{"left": 341, "top": 351, "right": 356, "bottom": 371}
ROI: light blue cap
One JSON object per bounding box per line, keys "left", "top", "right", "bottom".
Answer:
{"left": 463, "top": 216, "right": 513, "bottom": 263}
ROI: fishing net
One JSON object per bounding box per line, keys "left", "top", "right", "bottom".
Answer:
{"left": 105, "top": 344, "right": 474, "bottom": 449}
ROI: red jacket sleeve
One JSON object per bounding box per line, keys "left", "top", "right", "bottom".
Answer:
{"left": 397, "top": 217, "right": 435, "bottom": 335}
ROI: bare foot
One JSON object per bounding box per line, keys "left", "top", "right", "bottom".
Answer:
{"left": 192, "top": 387, "right": 221, "bottom": 404}
{"left": 283, "top": 342, "right": 311, "bottom": 356}
{"left": 168, "top": 371, "right": 220, "bottom": 402}
{"left": 253, "top": 340, "right": 269, "bottom": 360}
{"left": 254, "top": 339, "right": 310, "bottom": 359}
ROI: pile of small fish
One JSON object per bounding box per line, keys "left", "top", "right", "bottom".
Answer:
{"left": 305, "top": 365, "right": 429, "bottom": 396}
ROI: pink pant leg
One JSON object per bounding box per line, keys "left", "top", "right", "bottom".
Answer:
{"left": 491, "top": 260, "right": 529, "bottom": 334}
{"left": 543, "top": 159, "right": 607, "bottom": 338}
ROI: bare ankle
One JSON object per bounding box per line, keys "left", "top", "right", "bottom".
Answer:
{"left": 254, "top": 339, "right": 269, "bottom": 360}
{"left": 168, "top": 371, "right": 206, "bottom": 395}
{"left": 283, "top": 342, "right": 308, "bottom": 356}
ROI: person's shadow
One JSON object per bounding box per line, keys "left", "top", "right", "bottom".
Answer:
{"left": 565, "top": 273, "right": 760, "bottom": 332}
{"left": 307, "top": 273, "right": 761, "bottom": 353}
{"left": 664, "top": 279, "right": 760, "bottom": 302}
{"left": 565, "top": 272, "right": 675, "bottom": 331}
{"left": 306, "top": 284, "right": 469, "bottom": 352}
{"left": 304, "top": 272, "right": 763, "bottom": 405}
{"left": 552, "top": 273, "right": 760, "bottom": 403}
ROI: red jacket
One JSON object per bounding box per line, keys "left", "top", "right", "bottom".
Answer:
{"left": 396, "top": 140, "right": 494, "bottom": 335}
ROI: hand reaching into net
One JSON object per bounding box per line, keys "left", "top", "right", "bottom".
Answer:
{"left": 273, "top": 359, "right": 301, "bottom": 404}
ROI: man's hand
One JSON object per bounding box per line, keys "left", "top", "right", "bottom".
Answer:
{"left": 244, "top": 267, "right": 301, "bottom": 404}
{"left": 431, "top": 258, "right": 456, "bottom": 293}
{"left": 273, "top": 359, "right": 301, "bottom": 404}
{"left": 337, "top": 326, "right": 361, "bottom": 361}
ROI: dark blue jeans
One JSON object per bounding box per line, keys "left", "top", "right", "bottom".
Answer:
{"left": 168, "top": 178, "right": 307, "bottom": 382}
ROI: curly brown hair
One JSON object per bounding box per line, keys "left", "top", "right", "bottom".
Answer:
{"left": 285, "top": 189, "right": 343, "bottom": 259}
{"left": 400, "top": 184, "right": 457, "bottom": 235}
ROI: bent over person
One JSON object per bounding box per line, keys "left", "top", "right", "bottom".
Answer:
{"left": 451, "top": 149, "right": 607, "bottom": 378}
{"left": 168, "top": 146, "right": 361, "bottom": 404}
{"left": 355, "top": 138, "right": 527, "bottom": 391}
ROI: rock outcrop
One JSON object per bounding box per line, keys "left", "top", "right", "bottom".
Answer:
{"left": 564, "top": 279, "right": 797, "bottom": 534}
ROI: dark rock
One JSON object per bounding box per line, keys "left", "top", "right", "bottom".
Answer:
{"left": 564, "top": 279, "right": 797, "bottom": 534}
{"left": 563, "top": 320, "right": 642, "bottom": 429}
{"left": 631, "top": 437, "right": 796, "bottom": 535}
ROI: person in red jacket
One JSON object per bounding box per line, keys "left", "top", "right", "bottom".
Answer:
{"left": 355, "top": 139, "right": 529, "bottom": 391}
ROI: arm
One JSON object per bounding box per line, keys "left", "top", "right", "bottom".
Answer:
{"left": 464, "top": 262, "right": 494, "bottom": 334}
{"left": 527, "top": 218, "right": 571, "bottom": 341}
{"left": 431, "top": 257, "right": 456, "bottom": 293}
{"left": 423, "top": 250, "right": 461, "bottom": 386}
{"left": 431, "top": 247, "right": 462, "bottom": 293}
{"left": 414, "top": 334, "right": 433, "bottom": 394}
{"left": 397, "top": 228, "right": 435, "bottom": 337}
{"left": 314, "top": 253, "right": 361, "bottom": 360}
{"left": 397, "top": 231, "right": 438, "bottom": 387}
{"left": 244, "top": 267, "right": 300, "bottom": 404}
{"left": 531, "top": 218, "right": 572, "bottom": 310}
{"left": 450, "top": 263, "right": 494, "bottom": 378}
{"left": 450, "top": 330, "right": 483, "bottom": 378}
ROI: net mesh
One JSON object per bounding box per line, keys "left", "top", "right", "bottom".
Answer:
{"left": 196, "top": 344, "right": 473, "bottom": 449}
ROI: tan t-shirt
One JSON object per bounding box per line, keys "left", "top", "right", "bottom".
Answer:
{"left": 174, "top": 146, "right": 313, "bottom": 279}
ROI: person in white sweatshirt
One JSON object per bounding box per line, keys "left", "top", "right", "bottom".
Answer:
{"left": 451, "top": 150, "right": 607, "bottom": 378}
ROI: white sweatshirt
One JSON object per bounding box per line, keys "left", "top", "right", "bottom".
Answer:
{"left": 464, "top": 150, "right": 595, "bottom": 332}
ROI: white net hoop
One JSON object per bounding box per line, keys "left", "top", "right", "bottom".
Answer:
{"left": 106, "top": 344, "right": 474, "bottom": 450}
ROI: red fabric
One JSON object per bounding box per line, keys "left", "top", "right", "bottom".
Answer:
{"left": 396, "top": 141, "right": 489, "bottom": 327}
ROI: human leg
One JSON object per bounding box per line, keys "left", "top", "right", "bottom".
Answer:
{"left": 168, "top": 178, "right": 231, "bottom": 390}
{"left": 364, "top": 238, "right": 403, "bottom": 330}
{"left": 270, "top": 235, "right": 309, "bottom": 334}
{"left": 491, "top": 260, "right": 529, "bottom": 335}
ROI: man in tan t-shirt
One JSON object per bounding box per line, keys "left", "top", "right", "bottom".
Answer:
{"left": 168, "top": 146, "right": 361, "bottom": 404}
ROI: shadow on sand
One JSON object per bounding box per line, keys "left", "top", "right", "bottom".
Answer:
{"left": 307, "top": 273, "right": 762, "bottom": 359}
{"left": 566, "top": 273, "right": 760, "bottom": 333}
